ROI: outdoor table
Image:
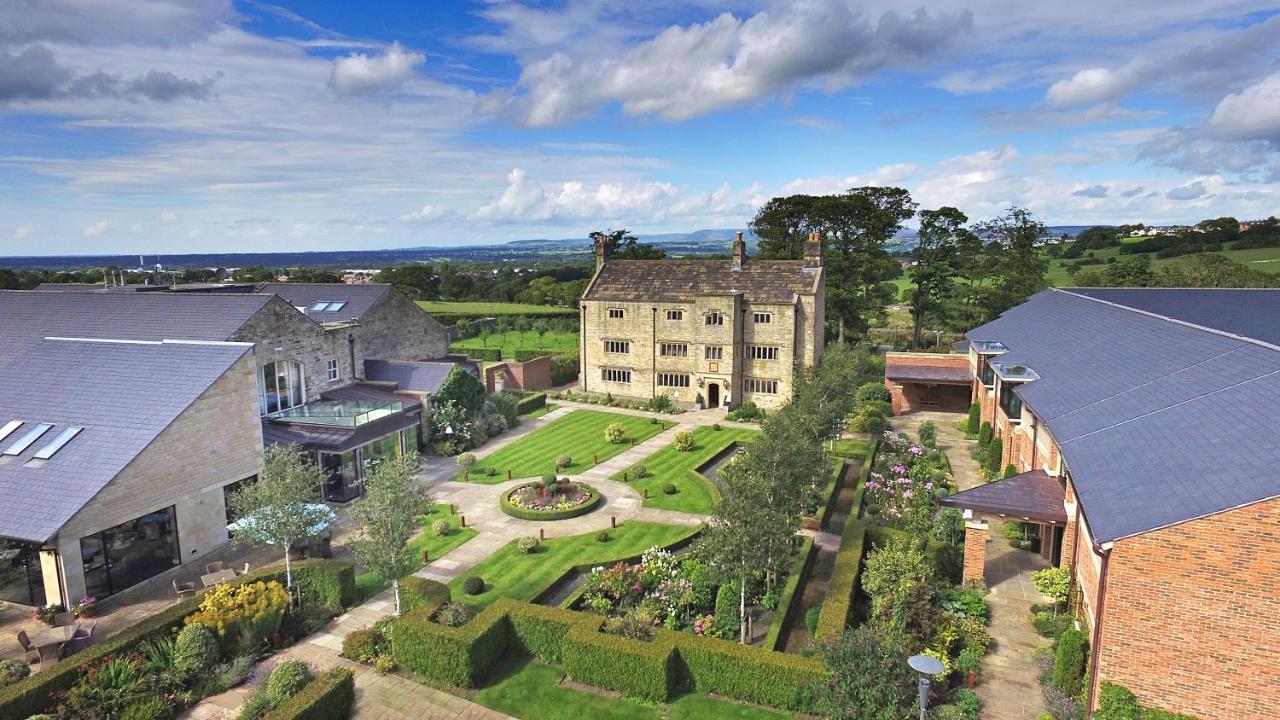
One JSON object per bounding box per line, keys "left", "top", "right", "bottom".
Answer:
{"left": 201, "top": 568, "right": 239, "bottom": 587}
{"left": 31, "top": 624, "right": 76, "bottom": 647}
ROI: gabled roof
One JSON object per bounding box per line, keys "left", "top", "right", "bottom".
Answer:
{"left": 0, "top": 290, "right": 273, "bottom": 364}
{"left": 966, "top": 288, "right": 1280, "bottom": 542}
{"left": 583, "top": 259, "right": 821, "bottom": 303}
{"left": 257, "top": 283, "right": 391, "bottom": 322}
{"left": 1070, "top": 288, "right": 1280, "bottom": 346}
{"left": 0, "top": 338, "right": 253, "bottom": 543}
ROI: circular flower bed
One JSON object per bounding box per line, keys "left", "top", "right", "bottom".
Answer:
{"left": 500, "top": 477, "right": 601, "bottom": 520}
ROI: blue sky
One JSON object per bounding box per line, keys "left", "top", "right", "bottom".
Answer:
{"left": 1, "top": 0, "right": 1279, "bottom": 255}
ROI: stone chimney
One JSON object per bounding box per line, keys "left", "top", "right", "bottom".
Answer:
{"left": 803, "top": 231, "right": 824, "bottom": 268}
{"left": 593, "top": 232, "right": 609, "bottom": 271}
{"left": 731, "top": 231, "right": 746, "bottom": 271}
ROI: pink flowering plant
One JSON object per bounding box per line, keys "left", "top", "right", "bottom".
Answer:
{"left": 508, "top": 478, "right": 593, "bottom": 512}
{"left": 580, "top": 545, "right": 719, "bottom": 635}
{"left": 865, "top": 431, "right": 956, "bottom": 534}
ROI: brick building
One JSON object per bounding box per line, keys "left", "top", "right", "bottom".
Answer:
{"left": 0, "top": 285, "right": 454, "bottom": 606}
{"left": 578, "top": 232, "right": 825, "bottom": 410}
{"left": 935, "top": 288, "right": 1280, "bottom": 719}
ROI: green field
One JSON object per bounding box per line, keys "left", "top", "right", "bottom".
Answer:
{"left": 451, "top": 330, "right": 578, "bottom": 358}
{"left": 416, "top": 300, "right": 576, "bottom": 316}
{"left": 466, "top": 410, "right": 671, "bottom": 481}
{"left": 448, "top": 521, "right": 698, "bottom": 611}
{"left": 613, "top": 425, "right": 757, "bottom": 514}
{"left": 356, "top": 505, "right": 477, "bottom": 597}
{"left": 474, "top": 657, "right": 793, "bottom": 720}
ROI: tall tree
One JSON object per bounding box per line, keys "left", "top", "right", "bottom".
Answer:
{"left": 973, "top": 207, "right": 1049, "bottom": 320}
{"left": 592, "top": 229, "right": 666, "bottom": 259}
{"left": 228, "top": 444, "right": 333, "bottom": 587}
{"left": 349, "top": 452, "right": 427, "bottom": 615}
{"left": 908, "top": 207, "right": 978, "bottom": 348}
{"left": 750, "top": 188, "right": 916, "bottom": 340}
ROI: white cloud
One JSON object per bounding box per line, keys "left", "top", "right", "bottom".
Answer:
{"left": 13, "top": 224, "right": 36, "bottom": 240}
{"left": 1166, "top": 179, "right": 1208, "bottom": 200}
{"left": 329, "top": 41, "right": 425, "bottom": 95}
{"left": 1072, "top": 184, "right": 1109, "bottom": 198}
{"left": 779, "top": 163, "right": 918, "bottom": 195}
{"left": 1045, "top": 62, "right": 1151, "bottom": 108}
{"left": 159, "top": 211, "right": 177, "bottom": 224}
{"left": 491, "top": 1, "right": 973, "bottom": 126}
{"left": 396, "top": 204, "right": 451, "bottom": 222}
{"left": 291, "top": 223, "right": 311, "bottom": 238}
{"left": 1208, "top": 71, "right": 1280, "bottom": 143}
{"left": 81, "top": 219, "right": 110, "bottom": 238}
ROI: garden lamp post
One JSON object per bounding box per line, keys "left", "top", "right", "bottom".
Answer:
{"left": 908, "top": 654, "right": 945, "bottom": 720}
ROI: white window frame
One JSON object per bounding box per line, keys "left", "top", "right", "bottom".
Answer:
{"left": 749, "top": 345, "right": 780, "bottom": 360}
{"left": 659, "top": 342, "right": 689, "bottom": 357}
{"left": 666, "top": 309, "right": 684, "bottom": 321}
{"left": 656, "top": 373, "right": 691, "bottom": 388}
{"left": 753, "top": 312, "right": 773, "bottom": 324}
{"left": 704, "top": 312, "right": 725, "bottom": 326}
{"left": 745, "top": 377, "right": 779, "bottom": 394}
{"left": 601, "top": 368, "right": 632, "bottom": 384}
{"left": 604, "top": 339, "right": 630, "bottom": 354}
{"left": 704, "top": 346, "right": 724, "bottom": 360}
{"left": 327, "top": 358, "right": 340, "bottom": 381}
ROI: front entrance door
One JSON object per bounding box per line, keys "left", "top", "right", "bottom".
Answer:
{"left": 706, "top": 383, "right": 720, "bottom": 408}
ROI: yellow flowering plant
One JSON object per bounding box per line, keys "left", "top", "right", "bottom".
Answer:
{"left": 184, "top": 580, "right": 289, "bottom": 652}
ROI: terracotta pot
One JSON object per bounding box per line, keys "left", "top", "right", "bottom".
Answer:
{"left": 966, "top": 670, "right": 977, "bottom": 689}
{"left": 77, "top": 608, "right": 95, "bottom": 619}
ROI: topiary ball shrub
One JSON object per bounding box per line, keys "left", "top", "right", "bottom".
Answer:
{"left": 463, "top": 576, "right": 485, "bottom": 595}
{"left": 712, "top": 423, "right": 721, "bottom": 431}
{"left": 432, "top": 519, "right": 451, "bottom": 537}
{"left": 673, "top": 430, "right": 695, "bottom": 452}
{"left": 486, "top": 467, "right": 497, "bottom": 477}
{"left": 661, "top": 482, "right": 678, "bottom": 495}
{"left": 555, "top": 454, "right": 572, "bottom": 469}
{"left": 595, "top": 530, "right": 610, "bottom": 543}
{"left": 264, "top": 659, "right": 313, "bottom": 705}
{"left": 517, "top": 536, "right": 540, "bottom": 554}
{"left": 604, "top": 422, "right": 626, "bottom": 444}
{"left": 630, "top": 463, "right": 647, "bottom": 479}
{"left": 434, "top": 602, "right": 475, "bottom": 628}
{"left": 174, "top": 622, "right": 220, "bottom": 675}
{"left": 341, "top": 627, "right": 378, "bottom": 664}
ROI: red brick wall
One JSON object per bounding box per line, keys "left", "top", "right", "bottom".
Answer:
{"left": 883, "top": 352, "right": 971, "bottom": 415}
{"left": 484, "top": 356, "right": 552, "bottom": 393}
{"left": 1093, "top": 497, "right": 1280, "bottom": 719}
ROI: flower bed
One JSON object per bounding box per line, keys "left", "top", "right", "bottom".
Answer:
{"left": 500, "top": 478, "right": 601, "bottom": 520}
{"left": 863, "top": 430, "right": 957, "bottom": 534}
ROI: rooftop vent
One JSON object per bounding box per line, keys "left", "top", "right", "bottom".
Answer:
{"left": 3, "top": 423, "right": 52, "bottom": 456}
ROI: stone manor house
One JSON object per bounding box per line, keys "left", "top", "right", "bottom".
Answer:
{"left": 0, "top": 284, "right": 456, "bottom": 610}
{"left": 886, "top": 288, "right": 1280, "bottom": 720}
{"left": 578, "top": 232, "right": 825, "bottom": 410}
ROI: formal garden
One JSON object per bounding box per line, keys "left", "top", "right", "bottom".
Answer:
{"left": 613, "top": 424, "right": 758, "bottom": 514}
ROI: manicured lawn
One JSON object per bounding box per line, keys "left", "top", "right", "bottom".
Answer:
{"left": 829, "top": 438, "right": 871, "bottom": 460}
{"left": 448, "top": 521, "right": 698, "bottom": 611}
{"left": 451, "top": 330, "right": 579, "bottom": 359}
{"left": 355, "top": 505, "right": 477, "bottom": 598}
{"left": 519, "top": 402, "right": 557, "bottom": 421}
{"left": 416, "top": 300, "right": 577, "bottom": 316}
{"left": 473, "top": 657, "right": 795, "bottom": 720}
{"left": 466, "top": 410, "right": 671, "bottom": 481}
{"left": 612, "top": 425, "right": 757, "bottom": 514}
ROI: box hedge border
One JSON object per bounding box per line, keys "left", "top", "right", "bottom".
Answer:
{"left": 515, "top": 392, "right": 547, "bottom": 415}
{"left": 762, "top": 535, "right": 816, "bottom": 651}
{"left": 261, "top": 667, "right": 355, "bottom": 720}
{"left": 0, "top": 559, "right": 355, "bottom": 719}
{"left": 814, "top": 518, "right": 868, "bottom": 644}
{"left": 498, "top": 481, "right": 601, "bottom": 521}
{"left": 391, "top": 597, "right": 825, "bottom": 711}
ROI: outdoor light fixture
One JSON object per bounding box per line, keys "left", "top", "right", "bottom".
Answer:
{"left": 908, "top": 654, "right": 945, "bottom": 720}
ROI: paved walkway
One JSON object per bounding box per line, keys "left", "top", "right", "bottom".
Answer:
{"left": 894, "top": 410, "right": 1050, "bottom": 719}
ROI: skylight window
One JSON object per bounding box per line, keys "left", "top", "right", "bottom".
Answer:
{"left": 324, "top": 301, "right": 347, "bottom": 312}
{"left": 308, "top": 301, "right": 347, "bottom": 312}
{"left": 33, "top": 426, "right": 82, "bottom": 460}
{"left": 309, "top": 302, "right": 329, "bottom": 312}
{"left": 0, "top": 420, "right": 22, "bottom": 444}
{"left": 3, "top": 423, "right": 52, "bottom": 456}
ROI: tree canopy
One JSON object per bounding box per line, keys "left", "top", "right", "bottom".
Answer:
{"left": 593, "top": 229, "right": 666, "bottom": 259}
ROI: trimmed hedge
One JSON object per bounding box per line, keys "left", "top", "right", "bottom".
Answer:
{"left": 399, "top": 576, "right": 450, "bottom": 615}
{"left": 512, "top": 349, "right": 550, "bottom": 362}
{"left": 451, "top": 346, "right": 504, "bottom": 362}
{"left": 499, "top": 482, "right": 601, "bottom": 520}
{"left": 1054, "top": 628, "right": 1089, "bottom": 694}
{"left": 515, "top": 392, "right": 547, "bottom": 415}
{"left": 391, "top": 598, "right": 825, "bottom": 710}
{"left": 763, "top": 536, "right": 815, "bottom": 651}
{"left": 261, "top": 668, "right": 355, "bottom": 720}
{"left": 0, "top": 559, "right": 355, "bottom": 718}
{"left": 814, "top": 519, "right": 867, "bottom": 643}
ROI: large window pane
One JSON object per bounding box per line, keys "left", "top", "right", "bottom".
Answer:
{"left": 261, "top": 361, "right": 305, "bottom": 415}
{"left": 320, "top": 451, "right": 361, "bottom": 503}
{"left": 80, "top": 506, "right": 180, "bottom": 599}
{"left": 0, "top": 540, "right": 45, "bottom": 606}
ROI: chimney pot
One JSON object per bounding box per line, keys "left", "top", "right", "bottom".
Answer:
{"left": 732, "top": 231, "right": 747, "bottom": 270}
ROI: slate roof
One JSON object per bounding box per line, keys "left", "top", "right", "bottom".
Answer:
{"left": 0, "top": 338, "right": 252, "bottom": 543}
{"left": 941, "top": 470, "right": 1068, "bottom": 523}
{"left": 966, "top": 288, "right": 1280, "bottom": 542}
{"left": 884, "top": 363, "right": 971, "bottom": 383}
{"left": 364, "top": 359, "right": 477, "bottom": 394}
{"left": 583, "top": 259, "right": 822, "bottom": 303}
{"left": 257, "top": 283, "right": 391, "bottom": 322}
{"left": 0, "top": 290, "right": 272, "bottom": 363}
{"left": 1070, "top": 288, "right": 1280, "bottom": 346}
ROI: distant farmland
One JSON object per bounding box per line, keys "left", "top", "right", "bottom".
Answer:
{"left": 416, "top": 301, "right": 577, "bottom": 317}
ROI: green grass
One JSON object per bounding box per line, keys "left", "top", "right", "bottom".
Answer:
{"left": 416, "top": 300, "right": 577, "bottom": 316}
{"left": 829, "top": 438, "right": 871, "bottom": 459}
{"left": 612, "top": 425, "right": 757, "bottom": 514}
{"left": 519, "top": 402, "right": 557, "bottom": 421}
{"left": 466, "top": 410, "right": 670, "bottom": 481}
{"left": 451, "top": 330, "right": 579, "bottom": 358}
{"left": 355, "top": 505, "right": 477, "bottom": 597}
{"left": 472, "top": 656, "right": 795, "bottom": 720}
{"left": 448, "top": 521, "right": 697, "bottom": 611}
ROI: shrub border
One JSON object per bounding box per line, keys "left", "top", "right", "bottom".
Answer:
{"left": 762, "top": 535, "right": 816, "bottom": 651}
{"left": 261, "top": 667, "right": 355, "bottom": 720}
{"left": 499, "top": 481, "right": 601, "bottom": 521}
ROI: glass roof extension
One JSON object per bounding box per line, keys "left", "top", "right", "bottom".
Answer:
{"left": 971, "top": 340, "right": 1009, "bottom": 355}
{"left": 991, "top": 361, "right": 1040, "bottom": 382}
{"left": 271, "top": 399, "right": 403, "bottom": 428}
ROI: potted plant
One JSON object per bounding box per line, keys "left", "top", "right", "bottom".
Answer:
{"left": 956, "top": 648, "right": 981, "bottom": 689}
{"left": 694, "top": 393, "right": 704, "bottom": 410}
{"left": 72, "top": 596, "right": 97, "bottom": 618}
{"left": 32, "top": 603, "right": 65, "bottom": 626}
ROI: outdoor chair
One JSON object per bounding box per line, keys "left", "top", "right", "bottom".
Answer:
{"left": 36, "top": 642, "right": 63, "bottom": 665}
{"left": 69, "top": 621, "right": 95, "bottom": 653}
{"left": 52, "top": 612, "right": 75, "bottom": 627}
{"left": 204, "top": 561, "right": 225, "bottom": 574}
{"left": 173, "top": 578, "right": 197, "bottom": 598}
{"left": 235, "top": 562, "right": 250, "bottom": 576}
{"left": 15, "top": 631, "right": 38, "bottom": 664}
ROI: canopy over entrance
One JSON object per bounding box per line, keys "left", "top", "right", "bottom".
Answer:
{"left": 941, "top": 470, "right": 1067, "bottom": 523}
